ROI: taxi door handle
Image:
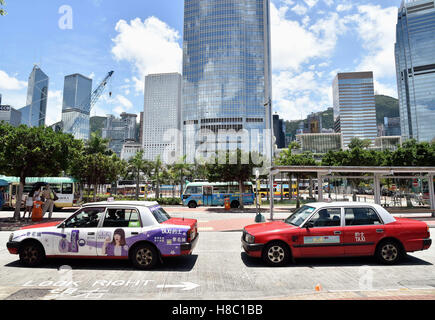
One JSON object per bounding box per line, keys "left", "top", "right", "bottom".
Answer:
{"left": 376, "top": 229, "right": 384, "bottom": 233}
{"left": 87, "top": 232, "right": 95, "bottom": 236}
{"left": 334, "top": 231, "right": 341, "bottom": 235}
{"left": 131, "top": 232, "right": 139, "bottom": 235}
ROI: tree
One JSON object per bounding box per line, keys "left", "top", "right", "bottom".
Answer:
{"left": 152, "top": 156, "right": 164, "bottom": 199}
{"left": 127, "top": 151, "right": 146, "bottom": 200}
{"left": 69, "top": 133, "right": 125, "bottom": 202}
{"left": 0, "top": 0, "right": 7, "bottom": 16}
{"left": 277, "top": 151, "right": 317, "bottom": 208}
{"left": 0, "top": 124, "right": 82, "bottom": 220}
{"left": 348, "top": 138, "right": 373, "bottom": 150}
{"left": 206, "top": 149, "right": 264, "bottom": 209}
{"left": 171, "top": 156, "right": 192, "bottom": 197}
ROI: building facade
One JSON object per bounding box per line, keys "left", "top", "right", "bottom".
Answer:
{"left": 102, "top": 112, "right": 138, "bottom": 157}
{"left": 182, "top": 0, "right": 272, "bottom": 161}
{"left": 333, "top": 72, "right": 377, "bottom": 148}
{"left": 61, "top": 74, "right": 93, "bottom": 140}
{"left": 143, "top": 73, "right": 182, "bottom": 163}
{"left": 296, "top": 133, "right": 343, "bottom": 154}
{"left": 19, "top": 65, "right": 49, "bottom": 127}
{"left": 121, "top": 142, "right": 143, "bottom": 162}
{"left": 0, "top": 105, "right": 22, "bottom": 127}
{"left": 395, "top": 0, "right": 435, "bottom": 142}
{"left": 273, "top": 114, "right": 286, "bottom": 149}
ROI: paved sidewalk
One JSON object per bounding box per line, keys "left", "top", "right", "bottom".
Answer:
{"left": 1, "top": 207, "right": 434, "bottom": 232}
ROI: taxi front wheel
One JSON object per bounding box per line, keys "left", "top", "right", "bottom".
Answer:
{"left": 19, "top": 241, "right": 45, "bottom": 267}
{"left": 130, "top": 243, "right": 158, "bottom": 270}
{"left": 262, "top": 242, "right": 291, "bottom": 267}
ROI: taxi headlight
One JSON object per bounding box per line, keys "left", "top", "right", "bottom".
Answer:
{"left": 245, "top": 233, "right": 255, "bottom": 244}
{"left": 9, "top": 233, "right": 14, "bottom": 242}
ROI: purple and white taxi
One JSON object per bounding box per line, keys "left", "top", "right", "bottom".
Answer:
{"left": 7, "top": 201, "right": 199, "bottom": 270}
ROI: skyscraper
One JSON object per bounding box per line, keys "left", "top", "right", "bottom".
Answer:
{"left": 102, "top": 112, "right": 138, "bottom": 157}
{"left": 61, "top": 74, "right": 93, "bottom": 140}
{"left": 143, "top": 73, "right": 182, "bottom": 162}
{"left": 182, "top": 0, "right": 272, "bottom": 160}
{"left": 333, "top": 72, "right": 377, "bottom": 149}
{"left": 395, "top": 0, "right": 435, "bottom": 142}
{"left": 19, "top": 65, "right": 49, "bottom": 127}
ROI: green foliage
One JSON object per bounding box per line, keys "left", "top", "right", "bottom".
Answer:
{"left": 69, "top": 133, "right": 126, "bottom": 202}
{"left": 375, "top": 95, "right": 400, "bottom": 124}
{"left": 0, "top": 0, "right": 6, "bottom": 16}
{"left": 89, "top": 116, "right": 107, "bottom": 137}
{"left": 0, "top": 123, "right": 83, "bottom": 219}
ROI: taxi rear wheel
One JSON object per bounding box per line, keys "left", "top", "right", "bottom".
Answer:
{"left": 131, "top": 244, "right": 158, "bottom": 270}
{"left": 262, "top": 242, "right": 290, "bottom": 267}
{"left": 375, "top": 240, "right": 403, "bottom": 265}
{"left": 19, "top": 241, "right": 45, "bottom": 267}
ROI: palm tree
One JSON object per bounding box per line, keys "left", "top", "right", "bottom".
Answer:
{"left": 172, "top": 156, "right": 192, "bottom": 197}
{"left": 85, "top": 133, "right": 112, "bottom": 155}
{"left": 128, "top": 151, "right": 146, "bottom": 200}
{"left": 153, "top": 156, "right": 163, "bottom": 199}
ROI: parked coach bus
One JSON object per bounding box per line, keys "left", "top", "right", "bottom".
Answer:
{"left": 182, "top": 182, "right": 255, "bottom": 208}
{"left": 0, "top": 176, "right": 79, "bottom": 209}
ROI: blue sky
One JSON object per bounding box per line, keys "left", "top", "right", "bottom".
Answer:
{"left": 0, "top": 0, "right": 402, "bottom": 124}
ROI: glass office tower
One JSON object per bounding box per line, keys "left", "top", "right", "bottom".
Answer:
{"left": 19, "top": 65, "right": 49, "bottom": 127}
{"left": 333, "top": 72, "right": 377, "bottom": 149}
{"left": 395, "top": 0, "right": 435, "bottom": 142}
{"left": 143, "top": 73, "right": 182, "bottom": 162}
{"left": 182, "top": 0, "right": 272, "bottom": 161}
{"left": 61, "top": 74, "right": 93, "bottom": 140}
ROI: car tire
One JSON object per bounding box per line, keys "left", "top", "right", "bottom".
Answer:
{"left": 230, "top": 200, "right": 240, "bottom": 209}
{"left": 188, "top": 201, "right": 197, "bottom": 209}
{"left": 19, "top": 241, "right": 45, "bottom": 267}
{"left": 375, "top": 240, "right": 403, "bottom": 265}
{"left": 130, "top": 243, "right": 159, "bottom": 270}
{"left": 262, "top": 242, "right": 291, "bottom": 267}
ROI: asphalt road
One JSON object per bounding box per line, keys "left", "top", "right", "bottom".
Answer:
{"left": 0, "top": 231, "right": 434, "bottom": 300}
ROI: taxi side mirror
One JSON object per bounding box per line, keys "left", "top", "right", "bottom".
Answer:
{"left": 59, "top": 222, "right": 65, "bottom": 229}
{"left": 305, "top": 221, "right": 314, "bottom": 229}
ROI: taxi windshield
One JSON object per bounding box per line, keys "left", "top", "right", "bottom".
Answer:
{"left": 285, "top": 206, "right": 316, "bottom": 227}
{"left": 150, "top": 205, "right": 171, "bottom": 223}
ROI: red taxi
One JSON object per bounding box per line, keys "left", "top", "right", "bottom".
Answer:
{"left": 242, "top": 202, "right": 431, "bottom": 266}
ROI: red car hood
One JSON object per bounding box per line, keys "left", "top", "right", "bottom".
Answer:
{"left": 162, "top": 218, "right": 197, "bottom": 229}
{"left": 244, "top": 220, "right": 296, "bottom": 235}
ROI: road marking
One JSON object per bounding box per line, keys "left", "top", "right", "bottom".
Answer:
{"left": 198, "top": 227, "right": 214, "bottom": 231}
{"left": 156, "top": 282, "right": 200, "bottom": 291}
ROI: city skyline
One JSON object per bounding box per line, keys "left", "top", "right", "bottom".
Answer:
{"left": 0, "top": 0, "right": 402, "bottom": 126}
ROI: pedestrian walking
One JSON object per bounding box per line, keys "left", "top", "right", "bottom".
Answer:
{"left": 22, "top": 190, "right": 35, "bottom": 220}
{"left": 42, "top": 185, "right": 58, "bottom": 219}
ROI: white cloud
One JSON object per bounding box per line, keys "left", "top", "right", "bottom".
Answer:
{"left": 271, "top": 3, "right": 346, "bottom": 72}
{"left": 45, "top": 90, "right": 63, "bottom": 126}
{"left": 111, "top": 16, "right": 182, "bottom": 93}
{"left": 0, "top": 70, "right": 27, "bottom": 91}
{"left": 337, "top": 3, "right": 353, "bottom": 12}
{"left": 349, "top": 5, "right": 397, "bottom": 79}
{"left": 291, "top": 4, "right": 308, "bottom": 15}
{"left": 303, "top": 0, "right": 318, "bottom": 8}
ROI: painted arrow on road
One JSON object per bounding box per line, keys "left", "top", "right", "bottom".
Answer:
{"left": 157, "top": 282, "right": 200, "bottom": 291}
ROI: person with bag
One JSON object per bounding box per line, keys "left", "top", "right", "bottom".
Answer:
{"left": 42, "top": 185, "right": 58, "bottom": 219}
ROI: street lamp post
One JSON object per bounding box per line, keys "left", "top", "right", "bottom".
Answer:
{"left": 264, "top": 99, "right": 274, "bottom": 221}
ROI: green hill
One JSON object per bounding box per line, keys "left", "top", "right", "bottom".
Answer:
{"left": 284, "top": 95, "right": 400, "bottom": 139}
{"left": 90, "top": 116, "right": 107, "bottom": 137}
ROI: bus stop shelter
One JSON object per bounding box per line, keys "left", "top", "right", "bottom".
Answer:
{"left": 268, "top": 166, "right": 435, "bottom": 219}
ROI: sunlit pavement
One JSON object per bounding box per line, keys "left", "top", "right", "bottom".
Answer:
{"left": 1, "top": 207, "right": 434, "bottom": 232}
{"left": 0, "top": 231, "right": 434, "bottom": 300}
